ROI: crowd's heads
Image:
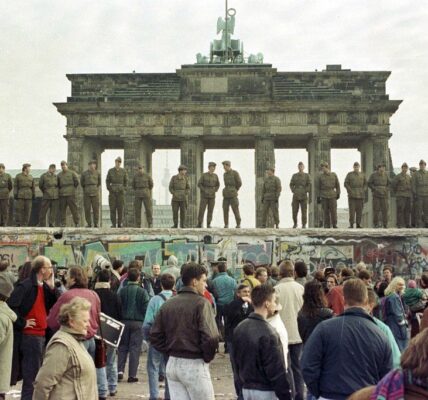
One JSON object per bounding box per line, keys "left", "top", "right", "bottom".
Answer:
{"left": 355, "top": 261, "right": 367, "bottom": 272}
{"left": 407, "top": 280, "right": 417, "bottom": 289}
{"left": 58, "top": 296, "right": 91, "bottom": 335}
{"left": 160, "top": 273, "right": 175, "bottom": 291}
{"left": 340, "top": 267, "right": 354, "bottom": 282}
{"left": 385, "top": 277, "right": 405, "bottom": 296}
{"left": 279, "top": 260, "right": 294, "bottom": 278}
{"left": 236, "top": 284, "right": 251, "bottom": 298}
{"left": 302, "top": 280, "right": 327, "bottom": 317}
{"left": 366, "top": 287, "right": 378, "bottom": 312}
{"left": 67, "top": 266, "right": 89, "bottom": 289}
{"left": 251, "top": 284, "right": 275, "bottom": 309}
{"left": 325, "top": 273, "right": 338, "bottom": 289}
{"left": 382, "top": 265, "right": 393, "bottom": 281}
{"left": 255, "top": 267, "right": 268, "bottom": 284}
{"left": 270, "top": 265, "right": 279, "bottom": 280}
{"left": 167, "top": 255, "right": 178, "bottom": 268}
{"left": 112, "top": 259, "right": 124, "bottom": 271}
{"left": 420, "top": 272, "right": 428, "bottom": 289}
{"left": 97, "top": 269, "right": 111, "bottom": 283}
{"left": 243, "top": 263, "right": 255, "bottom": 276}
{"left": 357, "top": 269, "right": 372, "bottom": 285}
{"left": 181, "top": 262, "right": 207, "bottom": 295}
{"left": 18, "top": 261, "right": 32, "bottom": 282}
{"left": 128, "top": 260, "right": 142, "bottom": 271}
{"left": 294, "top": 261, "right": 308, "bottom": 279}
{"left": 128, "top": 268, "right": 140, "bottom": 283}
{"left": 32, "top": 256, "right": 53, "bottom": 281}
{"left": 343, "top": 278, "right": 368, "bottom": 308}
{"left": 217, "top": 262, "right": 227, "bottom": 273}
{"left": 151, "top": 264, "right": 161, "bottom": 276}
{"left": 401, "top": 328, "right": 428, "bottom": 378}
{"left": 0, "top": 274, "right": 14, "bottom": 301}
{"left": 0, "top": 260, "right": 8, "bottom": 272}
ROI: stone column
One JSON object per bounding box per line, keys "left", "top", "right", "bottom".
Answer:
{"left": 307, "top": 136, "right": 331, "bottom": 227}
{"left": 255, "top": 136, "right": 275, "bottom": 228}
{"left": 123, "top": 137, "right": 150, "bottom": 227}
{"left": 180, "top": 138, "right": 204, "bottom": 228}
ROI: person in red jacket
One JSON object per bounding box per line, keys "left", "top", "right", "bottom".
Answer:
{"left": 327, "top": 267, "right": 354, "bottom": 315}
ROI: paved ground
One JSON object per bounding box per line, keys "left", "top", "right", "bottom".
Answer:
{"left": 6, "top": 344, "right": 237, "bottom": 400}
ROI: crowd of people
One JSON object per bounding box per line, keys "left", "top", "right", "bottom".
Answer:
{"left": 1, "top": 253, "right": 428, "bottom": 400}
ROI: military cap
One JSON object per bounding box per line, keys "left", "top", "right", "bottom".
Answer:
{"left": 222, "top": 160, "right": 231, "bottom": 166}
{"left": 322, "top": 162, "right": 329, "bottom": 168}
{"left": 266, "top": 166, "right": 275, "bottom": 172}
{"left": 419, "top": 159, "right": 426, "bottom": 165}
{"left": 60, "top": 160, "right": 67, "bottom": 166}
{"left": 353, "top": 161, "right": 360, "bottom": 167}
{"left": 208, "top": 162, "right": 216, "bottom": 168}
{"left": 0, "top": 163, "right": 5, "bottom": 168}
{"left": 23, "top": 163, "right": 31, "bottom": 168}
{"left": 115, "top": 156, "right": 122, "bottom": 162}
{"left": 49, "top": 164, "right": 56, "bottom": 169}
{"left": 410, "top": 167, "right": 417, "bottom": 172}
{"left": 401, "top": 162, "right": 408, "bottom": 168}
{"left": 137, "top": 163, "right": 145, "bottom": 169}
{"left": 298, "top": 161, "right": 304, "bottom": 166}
{"left": 178, "top": 164, "right": 187, "bottom": 171}
{"left": 88, "top": 160, "right": 97, "bottom": 165}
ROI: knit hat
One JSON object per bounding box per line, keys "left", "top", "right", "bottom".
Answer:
{"left": 407, "top": 280, "right": 417, "bottom": 289}
{"left": 0, "top": 275, "right": 13, "bottom": 298}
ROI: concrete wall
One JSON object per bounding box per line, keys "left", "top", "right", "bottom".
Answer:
{"left": 0, "top": 228, "right": 427, "bottom": 279}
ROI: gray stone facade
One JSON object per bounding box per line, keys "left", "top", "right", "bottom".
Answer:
{"left": 55, "top": 64, "right": 401, "bottom": 227}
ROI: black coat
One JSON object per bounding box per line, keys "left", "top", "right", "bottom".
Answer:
{"left": 297, "top": 307, "right": 333, "bottom": 343}
{"left": 7, "top": 271, "right": 58, "bottom": 385}
{"left": 94, "top": 287, "right": 122, "bottom": 321}
{"left": 224, "top": 298, "right": 253, "bottom": 342}
{"left": 232, "top": 313, "right": 292, "bottom": 400}
{"left": 301, "top": 307, "right": 393, "bottom": 400}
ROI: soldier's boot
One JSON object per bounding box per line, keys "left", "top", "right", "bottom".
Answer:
{"left": 293, "top": 223, "right": 297, "bottom": 229}
{"left": 348, "top": 223, "right": 354, "bottom": 228}
{"left": 224, "top": 224, "right": 229, "bottom": 228}
{"left": 196, "top": 223, "right": 202, "bottom": 228}
{"left": 302, "top": 224, "right": 306, "bottom": 229}
{"left": 236, "top": 225, "right": 241, "bottom": 228}
{"left": 94, "top": 224, "right": 98, "bottom": 228}
{"left": 171, "top": 225, "right": 178, "bottom": 228}
{"left": 86, "top": 224, "right": 92, "bottom": 228}
{"left": 148, "top": 223, "right": 153, "bottom": 228}
{"left": 275, "top": 224, "right": 279, "bottom": 229}
{"left": 356, "top": 224, "right": 362, "bottom": 228}
{"left": 333, "top": 225, "right": 338, "bottom": 228}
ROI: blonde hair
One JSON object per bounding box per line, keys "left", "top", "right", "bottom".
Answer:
{"left": 384, "top": 277, "right": 405, "bottom": 296}
{"left": 58, "top": 297, "right": 91, "bottom": 327}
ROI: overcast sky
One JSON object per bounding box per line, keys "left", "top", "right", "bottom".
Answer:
{"left": 1, "top": 0, "right": 427, "bottom": 227}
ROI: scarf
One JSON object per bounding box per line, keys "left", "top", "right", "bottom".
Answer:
{"left": 94, "top": 282, "right": 110, "bottom": 290}
{"left": 371, "top": 369, "right": 404, "bottom": 400}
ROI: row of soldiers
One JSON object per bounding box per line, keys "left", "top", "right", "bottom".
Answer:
{"left": 0, "top": 157, "right": 427, "bottom": 228}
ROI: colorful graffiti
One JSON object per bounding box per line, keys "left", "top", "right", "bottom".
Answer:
{"left": 0, "top": 230, "right": 427, "bottom": 279}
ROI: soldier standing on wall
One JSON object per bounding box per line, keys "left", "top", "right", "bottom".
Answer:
{"left": 222, "top": 161, "right": 242, "bottom": 228}
{"left": 80, "top": 160, "right": 101, "bottom": 228}
{"left": 316, "top": 162, "right": 340, "bottom": 228}
{"left": 58, "top": 160, "right": 80, "bottom": 227}
{"left": 368, "top": 163, "right": 391, "bottom": 228}
{"left": 410, "top": 167, "right": 418, "bottom": 227}
{"left": 289, "top": 162, "right": 311, "bottom": 229}
{"left": 0, "top": 163, "right": 13, "bottom": 226}
{"left": 344, "top": 161, "right": 367, "bottom": 228}
{"left": 133, "top": 163, "right": 154, "bottom": 228}
{"left": 261, "top": 167, "right": 282, "bottom": 228}
{"left": 38, "top": 164, "right": 59, "bottom": 227}
{"left": 14, "top": 163, "right": 35, "bottom": 227}
{"left": 197, "top": 162, "right": 220, "bottom": 228}
{"left": 392, "top": 162, "right": 412, "bottom": 228}
{"left": 412, "top": 159, "right": 428, "bottom": 228}
{"left": 106, "top": 156, "right": 128, "bottom": 228}
{"left": 169, "top": 165, "right": 190, "bottom": 228}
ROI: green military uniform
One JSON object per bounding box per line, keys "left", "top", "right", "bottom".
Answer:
{"left": 316, "top": 171, "right": 340, "bottom": 228}
{"left": 392, "top": 171, "right": 412, "bottom": 228}
{"left": 289, "top": 172, "right": 311, "bottom": 228}
{"left": 169, "top": 172, "right": 190, "bottom": 228}
{"left": 106, "top": 167, "right": 128, "bottom": 227}
{"left": 0, "top": 169, "right": 13, "bottom": 226}
{"left": 223, "top": 168, "right": 242, "bottom": 228}
{"left": 58, "top": 169, "right": 80, "bottom": 226}
{"left": 412, "top": 166, "right": 428, "bottom": 228}
{"left": 197, "top": 171, "right": 220, "bottom": 228}
{"left": 38, "top": 171, "right": 59, "bottom": 227}
{"left": 344, "top": 171, "right": 367, "bottom": 227}
{"left": 262, "top": 175, "right": 282, "bottom": 227}
{"left": 410, "top": 168, "right": 418, "bottom": 227}
{"left": 368, "top": 171, "right": 391, "bottom": 228}
{"left": 14, "top": 172, "right": 35, "bottom": 227}
{"left": 80, "top": 169, "right": 101, "bottom": 227}
{"left": 133, "top": 171, "right": 154, "bottom": 227}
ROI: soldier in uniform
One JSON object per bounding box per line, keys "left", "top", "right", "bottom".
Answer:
{"left": 412, "top": 159, "right": 428, "bottom": 228}
{"left": 80, "top": 160, "right": 101, "bottom": 228}
{"left": 289, "top": 161, "right": 311, "bottom": 228}
{"left": 169, "top": 165, "right": 190, "bottom": 228}
{"left": 133, "top": 164, "right": 154, "bottom": 228}
{"left": 316, "top": 162, "right": 340, "bottom": 228}
{"left": 14, "top": 163, "right": 35, "bottom": 227}
{"left": 0, "top": 163, "right": 13, "bottom": 226}
{"left": 58, "top": 160, "right": 80, "bottom": 227}
{"left": 38, "top": 164, "right": 59, "bottom": 227}
{"left": 392, "top": 162, "right": 412, "bottom": 228}
{"left": 197, "top": 161, "right": 220, "bottom": 228}
{"left": 261, "top": 167, "right": 282, "bottom": 228}
{"left": 344, "top": 161, "right": 367, "bottom": 228}
{"left": 410, "top": 166, "right": 418, "bottom": 227}
{"left": 106, "top": 156, "right": 128, "bottom": 228}
{"left": 222, "top": 161, "right": 242, "bottom": 228}
{"left": 368, "top": 163, "right": 391, "bottom": 228}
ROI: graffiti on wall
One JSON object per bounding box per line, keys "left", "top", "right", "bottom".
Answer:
{"left": 0, "top": 231, "right": 427, "bottom": 279}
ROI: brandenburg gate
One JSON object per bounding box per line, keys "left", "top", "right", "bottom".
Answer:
{"left": 54, "top": 7, "right": 401, "bottom": 228}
